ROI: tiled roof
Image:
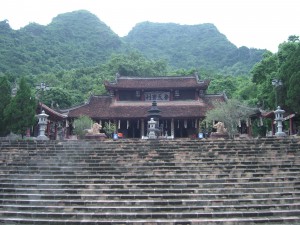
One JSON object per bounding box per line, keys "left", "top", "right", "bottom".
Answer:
{"left": 105, "top": 75, "right": 210, "bottom": 90}
{"left": 67, "top": 94, "right": 226, "bottom": 119}
{"left": 39, "top": 103, "right": 67, "bottom": 121}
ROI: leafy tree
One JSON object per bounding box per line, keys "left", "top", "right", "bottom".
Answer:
{"left": 4, "top": 77, "right": 36, "bottom": 138}
{"left": 204, "top": 99, "right": 255, "bottom": 139}
{"left": 250, "top": 36, "right": 300, "bottom": 112}
{"left": 104, "top": 52, "right": 168, "bottom": 77}
{"left": 73, "top": 115, "right": 93, "bottom": 139}
{"left": 250, "top": 51, "right": 279, "bottom": 109}
{"left": 0, "top": 75, "right": 11, "bottom": 136}
{"left": 288, "top": 35, "right": 299, "bottom": 42}
{"left": 39, "top": 87, "right": 73, "bottom": 109}
{"left": 278, "top": 39, "right": 300, "bottom": 112}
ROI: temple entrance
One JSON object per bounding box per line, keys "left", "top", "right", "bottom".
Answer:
{"left": 127, "top": 120, "right": 141, "bottom": 138}
{"left": 159, "top": 119, "right": 172, "bottom": 137}
{"left": 174, "top": 119, "right": 198, "bottom": 138}
{"left": 118, "top": 120, "right": 141, "bottom": 138}
{"left": 174, "top": 120, "right": 188, "bottom": 138}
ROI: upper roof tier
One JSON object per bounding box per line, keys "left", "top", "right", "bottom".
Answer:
{"left": 104, "top": 75, "right": 210, "bottom": 90}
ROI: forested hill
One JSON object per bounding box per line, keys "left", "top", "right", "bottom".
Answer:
{"left": 0, "top": 10, "right": 265, "bottom": 78}
{"left": 123, "top": 22, "right": 265, "bottom": 75}
{"left": 0, "top": 10, "right": 124, "bottom": 77}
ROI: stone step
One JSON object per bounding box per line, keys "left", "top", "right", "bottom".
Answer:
{"left": 3, "top": 154, "right": 298, "bottom": 161}
{"left": 2, "top": 202, "right": 300, "bottom": 212}
{"left": 1, "top": 172, "right": 299, "bottom": 179}
{"left": 1, "top": 181, "right": 299, "bottom": 190}
{"left": 1, "top": 191, "right": 299, "bottom": 201}
{"left": 1, "top": 209, "right": 300, "bottom": 220}
{"left": 2, "top": 169, "right": 300, "bottom": 177}
{"left": 2, "top": 163, "right": 300, "bottom": 169}
{"left": 1, "top": 186, "right": 297, "bottom": 194}
{"left": 1, "top": 176, "right": 299, "bottom": 184}
{"left": 0, "top": 216, "right": 299, "bottom": 225}
{"left": 2, "top": 196, "right": 300, "bottom": 206}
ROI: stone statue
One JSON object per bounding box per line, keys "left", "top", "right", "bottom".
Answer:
{"left": 86, "top": 123, "right": 102, "bottom": 135}
{"left": 213, "top": 122, "right": 227, "bottom": 134}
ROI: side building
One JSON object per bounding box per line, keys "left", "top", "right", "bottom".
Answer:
{"left": 63, "top": 75, "right": 227, "bottom": 138}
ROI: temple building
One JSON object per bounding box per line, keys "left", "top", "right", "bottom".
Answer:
{"left": 62, "top": 74, "right": 227, "bottom": 138}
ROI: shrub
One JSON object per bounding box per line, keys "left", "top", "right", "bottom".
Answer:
{"left": 73, "top": 115, "right": 93, "bottom": 138}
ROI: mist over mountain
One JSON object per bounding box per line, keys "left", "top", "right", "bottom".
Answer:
{"left": 0, "top": 10, "right": 265, "bottom": 77}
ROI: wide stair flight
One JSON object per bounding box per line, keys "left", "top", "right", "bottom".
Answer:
{"left": 0, "top": 138, "right": 300, "bottom": 224}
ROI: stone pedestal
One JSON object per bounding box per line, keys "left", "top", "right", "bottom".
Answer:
{"left": 85, "top": 133, "right": 107, "bottom": 140}
{"left": 210, "top": 132, "right": 229, "bottom": 139}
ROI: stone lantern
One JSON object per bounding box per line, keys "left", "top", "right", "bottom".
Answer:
{"left": 147, "top": 118, "right": 159, "bottom": 139}
{"left": 36, "top": 110, "right": 49, "bottom": 140}
{"left": 274, "top": 106, "right": 286, "bottom": 137}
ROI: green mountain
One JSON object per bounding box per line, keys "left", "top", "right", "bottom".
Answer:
{"left": 123, "top": 22, "right": 265, "bottom": 75}
{"left": 0, "top": 10, "right": 124, "bottom": 77}
{"left": 0, "top": 10, "right": 265, "bottom": 78}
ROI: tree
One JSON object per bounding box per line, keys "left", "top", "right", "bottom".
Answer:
{"left": 4, "top": 77, "right": 36, "bottom": 138}
{"left": 103, "top": 52, "right": 168, "bottom": 77}
{"left": 204, "top": 99, "right": 255, "bottom": 139}
{"left": 251, "top": 51, "right": 278, "bottom": 109}
{"left": 287, "top": 71, "right": 300, "bottom": 113}
{"left": 0, "top": 75, "right": 11, "bottom": 136}
{"left": 278, "top": 41, "right": 300, "bottom": 112}
{"left": 39, "top": 87, "right": 73, "bottom": 109}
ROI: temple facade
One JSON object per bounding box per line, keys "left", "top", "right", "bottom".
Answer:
{"left": 63, "top": 75, "right": 227, "bottom": 138}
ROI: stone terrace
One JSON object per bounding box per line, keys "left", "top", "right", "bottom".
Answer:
{"left": 0, "top": 138, "right": 300, "bottom": 224}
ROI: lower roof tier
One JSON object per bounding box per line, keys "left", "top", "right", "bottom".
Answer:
{"left": 65, "top": 94, "right": 226, "bottom": 119}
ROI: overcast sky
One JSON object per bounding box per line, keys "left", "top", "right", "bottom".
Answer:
{"left": 0, "top": 0, "right": 299, "bottom": 52}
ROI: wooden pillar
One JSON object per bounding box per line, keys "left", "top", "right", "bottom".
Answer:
{"left": 54, "top": 123, "right": 57, "bottom": 140}
{"left": 171, "top": 118, "right": 174, "bottom": 138}
{"left": 290, "top": 117, "right": 293, "bottom": 135}
{"left": 141, "top": 119, "right": 144, "bottom": 138}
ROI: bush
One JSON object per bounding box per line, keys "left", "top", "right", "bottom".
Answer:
{"left": 73, "top": 115, "right": 93, "bottom": 138}
{"left": 103, "top": 122, "right": 116, "bottom": 138}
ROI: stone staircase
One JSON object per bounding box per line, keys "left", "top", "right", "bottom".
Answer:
{"left": 0, "top": 138, "right": 300, "bottom": 224}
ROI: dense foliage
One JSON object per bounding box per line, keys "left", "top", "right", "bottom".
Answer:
{"left": 0, "top": 76, "right": 11, "bottom": 135}
{"left": 0, "top": 10, "right": 124, "bottom": 77}
{"left": 124, "top": 22, "right": 265, "bottom": 75}
{"left": 32, "top": 52, "right": 168, "bottom": 107}
{"left": 251, "top": 36, "right": 300, "bottom": 112}
{"left": 0, "top": 10, "right": 264, "bottom": 80}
